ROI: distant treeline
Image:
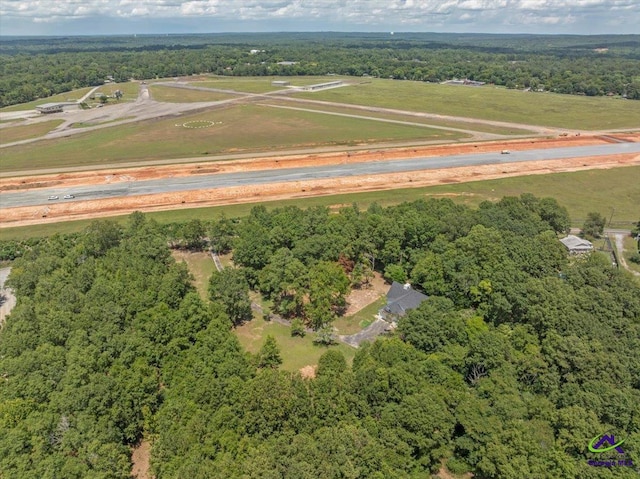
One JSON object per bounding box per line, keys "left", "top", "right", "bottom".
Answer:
{"left": 1, "top": 32, "right": 639, "bottom": 107}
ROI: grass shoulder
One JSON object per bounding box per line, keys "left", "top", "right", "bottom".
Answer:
{"left": 0, "top": 120, "right": 64, "bottom": 144}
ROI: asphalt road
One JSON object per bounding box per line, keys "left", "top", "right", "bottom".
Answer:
{"left": 1, "top": 142, "right": 639, "bottom": 209}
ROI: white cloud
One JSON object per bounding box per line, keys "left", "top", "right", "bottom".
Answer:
{"left": 0, "top": 0, "right": 638, "bottom": 34}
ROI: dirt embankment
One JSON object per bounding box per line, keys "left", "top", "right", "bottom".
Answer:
{"left": 0, "top": 134, "right": 616, "bottom": 192}
{"left": 1, "top": 134, "right": 638, "bottom": 228}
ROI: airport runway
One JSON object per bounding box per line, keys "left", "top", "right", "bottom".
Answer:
{"left": 1, "top": 142, "right": 639, "bottom": 209}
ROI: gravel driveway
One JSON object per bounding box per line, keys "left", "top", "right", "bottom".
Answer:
{"left": 0, "top": 267, "right": 16, "bottom": 327}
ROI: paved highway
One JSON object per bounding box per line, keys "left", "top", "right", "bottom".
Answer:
{"left": 1, "top": 142, "right": 639, "bottom": 209}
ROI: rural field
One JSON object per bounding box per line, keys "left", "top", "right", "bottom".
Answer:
{"left": 262, "top": 100, "right": 534, "bottom": 136}
{"left": 0, "top": 103, "right": 465, "bottom": 171}
{"left": 1, "top": 75, "right": 638, "bottom": 241}
{"left": 91, "top": 82, "right": 140, "bottom": 102}
{"left": 188, "top": 75, "right": 353, "bottom": 93}
{"left": 148, "top": 84, "right": 240, "bottom": 102}
{"left": 298, "top": 78, "right": 640, "bottom": 130}
{"left": 0, "top": 119, "right": 64, "bottom": 144}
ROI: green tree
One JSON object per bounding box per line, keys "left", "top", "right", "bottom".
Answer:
{"left": 208, "top": 268, "right": 252, "bottom": 326}
{"left": 581, "top": 212, "right": 606, "bottom": 239}
{"left": 313, "top": 325, "right": 337, "bottom": 345}
{"left": 537, "top": 197, "right": 571, "bottom": 234}
{"left": 83, "top": 220, "right": 122, "bottom": 257}
{"left": 399, "top": 297, "right": 467, "bottom": 354}
{"left": 257, "top": 335, "right": 282, "bottom": 369}
{"left": 290, "top": 318, "right": 306, "bottom": 337}
{"left": 259, "top": 248, "right": 306, "bottom": 318}
{"left": 180, "top": 219, "right": 206, "bottom": 250}
{"left": 209, "top": 214, "right": 236, "bottom": 254}
{"left": 383, "top": 263, "right": 407, "bottom": 284}
{"left": 306, "top": 261, "right": 349, "bottom": 330}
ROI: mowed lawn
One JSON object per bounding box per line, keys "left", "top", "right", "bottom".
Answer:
{"left": 0, "top": 104, "right": 465, "bottom": 171}
{"left": 235, "top": 318, "right": 357, "bottom": 371}
{"left": 0, "top": 87, "right": 94, "bottom": 112}
{"left": 2, "top": 165, "right": 638, "bottom": 240}
{"left": 333, "top": 297, "right": 386, "bottom": 335}
{"left": 297, "top": 79, "right": 640, "bottom": 130}
{"left": 191, "top": 79, "right": 287, "bottom": 94}
{"left": 265, "top": 100, "right": 533, "bottom": 136}
{"left": 0, "top": 120, "right": 64, "bottom": 144}
{"left": 149, "top": 84, "right": 240, "bottom": 102}
{"left": 167, "top": 248, "right": 357, "bottom": 370}
{"left": 190, "top": 76, "right": 352, "bottom": 94}
{"left": 93, "top": 82, "right": 140, "bottom": 102}
{"left": 170, "top": 250, "right": 216, "bottom": 299}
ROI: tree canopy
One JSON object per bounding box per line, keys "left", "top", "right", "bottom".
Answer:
{"left": 1, "top": 195, "right": 638, "bottom": 478}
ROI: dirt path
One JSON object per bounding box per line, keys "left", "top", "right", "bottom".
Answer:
{"left": 0, "top": 267, "right": 16, "bottom": 327}
{"left": 614, "top": 233, "right": 640, "bottom": 277}
{"left": 131, "top": 440, "right": 153, "bottom": 479}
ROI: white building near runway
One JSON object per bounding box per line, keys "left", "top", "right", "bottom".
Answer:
{"left": 36, "top": 102, "right": 77, "bottom": 114}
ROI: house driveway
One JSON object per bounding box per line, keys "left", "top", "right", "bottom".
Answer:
{"left": 339, "top": 317, "right": 392, "bottom": 348}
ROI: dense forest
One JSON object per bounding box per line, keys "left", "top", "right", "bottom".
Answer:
{"left": 1, "top": 32, "right": 639, "bottom": 107}
{"left": 1, "top": 196, "right": 639, "bottom": 478}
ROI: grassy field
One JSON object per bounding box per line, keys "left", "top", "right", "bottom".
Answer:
{"left": 266, "top": 100, "right": 534, "bottom": 136}
{"left": 92, "top": 83, "right": 140, "bottom": 103}
{"left": 1, "top": 165, "right": 638, "bottom": 241}
{"left": 70, "top": 117, "right": 135, "bottom": 129}
{"left": 168, "top": 246, "right": 357, "bottom": 371}
{"left": 190, "top": 76, "right": 351, "bottom": 94}
{"left": 235, "top": 317, "right": 357, "bottom": 371}
{"left": 0, "top": 104, "right": 464, "bottom": 172}
{"left": 170, "top": 250, "right": 216, "bottom": 299}
{"left": 0, "top": 88, "right": 94, "bottom": 112}
{"left": 0, "top": 120, "right": 64, "bottom": 144}
{"left": 333, "top": 297, "right": 386, "bottom": 335}
{"left": 621, "top": 236, "right": 640, "bottom": 275}
{"left": 149, "top": 84, "right": 239, "bottom": 102}
{"left": 297, "top": 79, "right": 640, "bottom": 130}
{"left": 191, "top": 79, "right": 286, "bottom": 94}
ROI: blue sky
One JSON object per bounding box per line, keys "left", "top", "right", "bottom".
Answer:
{"left": 1, "top": 0, "right": 638, "bottom": 36}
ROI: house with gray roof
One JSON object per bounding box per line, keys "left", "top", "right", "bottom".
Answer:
{"left": 380, "top": 282, "right": 428, "bottom": 323}
{"left": 560, "top": 235, "right": 594, "bottom": 254}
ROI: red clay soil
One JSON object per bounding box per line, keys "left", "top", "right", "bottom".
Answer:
{"left": 0, "top": 134, "right": 619, "bottom": 192}
{"left": 1, "top": 134, "right": 638, "bottom": 228}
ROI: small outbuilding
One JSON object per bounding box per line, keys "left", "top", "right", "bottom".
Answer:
{"left": 36, "top": 103, "right": 65, "bottom": 114}
{"left": 380, "top": 282, "right": 428, "bottom": 323}
{"left": 560, "top": 235, "right": 594, "bottom": 254}
{"left": 302, "top": 81, "right": 343, "bottom": 91}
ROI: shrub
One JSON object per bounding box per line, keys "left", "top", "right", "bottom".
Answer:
{"left": 290, "top": 318, "right": 306, "bottom": 337}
